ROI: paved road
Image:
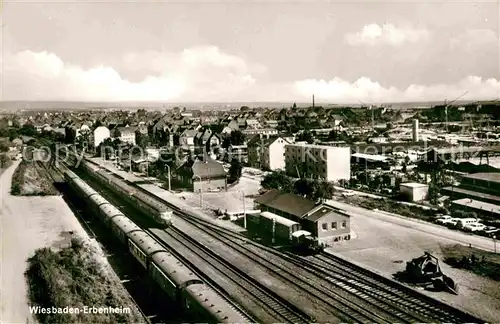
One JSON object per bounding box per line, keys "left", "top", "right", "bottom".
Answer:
{"left": 327, "top": 199, "right": 498, "bottom": 252}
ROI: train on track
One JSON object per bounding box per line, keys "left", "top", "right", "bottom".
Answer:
{"left": 64, "top": 169, "right": 251, "bottom": 323}
{"left": 78, "top": 158, "right": 173, "bottom": 227}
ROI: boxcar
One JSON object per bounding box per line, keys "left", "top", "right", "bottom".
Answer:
{"left": 259, "top": 211, "right": 301, "bottom": 242}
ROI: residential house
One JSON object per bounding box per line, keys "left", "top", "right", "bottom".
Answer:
{"left": 226, "top": 144, "right": 248, "bottom": 163}
{"left": 94, "top": 126, "right": 111, "bottom": 148}
{"left": 242, "top": 128, "right": 278, "bottom": 137}
{"left": 114, "top": 126, "right": 136, "bottom": 145}
{"left": 245, "top": 119, "right": 261, "bottom": 129}
{"left": 248, "top": 136, "right": 291, "bottom": 171}
{"left": 254, "top": 189, "right": 351, "bottom": 246}
{"left": 175, "top": 156, "right": 227, "bottom": 192}
{"left": 179, "top": 129, "right": 198, "bottom": 150}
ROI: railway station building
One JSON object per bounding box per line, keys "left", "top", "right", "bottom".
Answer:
{"left": 254, "top": 189, "right": 351, "bottom": 246}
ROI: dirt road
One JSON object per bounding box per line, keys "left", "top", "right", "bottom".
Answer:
{"left": 0, "top": 161, "right": 87, "bottom": 323}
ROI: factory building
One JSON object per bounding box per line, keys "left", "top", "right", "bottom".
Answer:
{"left": 442, "top": 172, "right": 500, "bottom": 211}
{"left": 285, "top": 144, "right": 351, "bottom": 182}
{"left": 254, "top": 189, "right": 351, "bottom": 246}
{"left": 399, "top": 182, "right": 429, "bottom": 202}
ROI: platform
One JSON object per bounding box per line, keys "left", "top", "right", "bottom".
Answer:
{"left": 138, "top": 183, "right": 247, "bottom": 233}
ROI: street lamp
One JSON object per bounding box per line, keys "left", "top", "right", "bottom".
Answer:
{"left": 165, "top": 164, "right": 171, "bottom": 191}
{"left": 240, "top": 190, "right": 247, "bottom": 229}
{"left": 194, "top": 175, "right": 202, "bottom": 207}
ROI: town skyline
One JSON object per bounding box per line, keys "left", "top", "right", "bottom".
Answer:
{"left": 1, "top": 1, "right": 499, "bottom": 103}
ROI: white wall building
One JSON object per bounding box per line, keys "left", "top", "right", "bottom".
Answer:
{"left": 399, "top": 182, "right": 429, "bottom": 202}
{"left": 285, "top": 144, "right": 351, "bottom": 182}
{"left": 261, "top": 137, "right": 291, "bottom": 171}
{"left": 93, "top": 126, "right": 111, "bottom": 148}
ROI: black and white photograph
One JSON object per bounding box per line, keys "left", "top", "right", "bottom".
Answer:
{"left": 0, "top": 0, "right": 499, "bottom": 323}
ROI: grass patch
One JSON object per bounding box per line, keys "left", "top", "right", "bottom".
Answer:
{"left": 340, "top": 195, "right": 438, "bottom": 221}
{"left": 25, "top": 237, "right": 146, "bottom": 324}
{"left": 11, "top": 160, "right": 58, "bottom": 196}
{"left": 441, "top": 244, "right": 500, "bottom": 281}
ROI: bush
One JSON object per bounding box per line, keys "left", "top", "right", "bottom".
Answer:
{"left": 25, "top": 238, "right": 145, "bottom": 324}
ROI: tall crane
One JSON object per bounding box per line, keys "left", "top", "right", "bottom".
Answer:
{"left": 444, "top": 90, "right": 468, "bottom": 133}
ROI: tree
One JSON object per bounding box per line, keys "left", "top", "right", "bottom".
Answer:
{"left": 312, "top": 181, "right": 335, "bottom": 201}
{"left": 228, "top": 159, "right": 243, "bottom": 184}
{"left": 64, "top": 127, "right": 76, "bottom": 144}
{"left": 19, "top": 124, "right": 36, "bottom": 136}
{"left": 294, "top": 178, "right": 315, "bottom": 198}
{"left": 261, "top": 171, "right": 293, "bottom": 191}
{"left": 292, "top": 102, "right": 297, "bottom": 108}
{"left": 230, "top": 130, "right": 245, "bottom": 146}
{"left": 296, "top": 131, "right": 314, "bottom": 144}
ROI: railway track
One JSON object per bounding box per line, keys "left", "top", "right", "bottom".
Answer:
{"left": 69, "top": 166, "right": 289, "bottom": 323}
{"left": 58, "top": 154, "right": 485, "bottom": 323}
{"left": 149, "top": 227, "right": 310, "bottom": 323}
{"left": 174, "top": 213, "right": 424, "bottom": 323}
{"left": 174, "top": 213, "right": 484, "bottom": 324}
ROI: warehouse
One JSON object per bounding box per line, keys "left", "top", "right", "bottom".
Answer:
{"left": 254, "top": 189, "right": 351, "bottom": 246}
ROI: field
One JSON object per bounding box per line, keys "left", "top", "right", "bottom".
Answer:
{"left": 11, "top": 160, "right": 59, "bottom": 196}
{"left": 26, "top": 238, "right": 146, "bottom": 324}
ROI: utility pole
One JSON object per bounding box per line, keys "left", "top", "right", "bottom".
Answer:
{"left": 242, "top": 190, "right": 247, "bottom": 229}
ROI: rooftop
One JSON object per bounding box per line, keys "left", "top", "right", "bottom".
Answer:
{"left": 351, "top": 153, "right": 389, "bottom": 162}
{"left": 463, "top": 172, "right": 500, "bottom": 184}
{"left": 401, "top": 182, "right": 429, "bottom": 188}
{"left": 254, "top": 189, "right": 316, "bottom": 218}
{"left": 452, "top": 198, "right": 500, "bottom": 215}
{"left": 260, "top": 211, "right": 299, "bottom": 227}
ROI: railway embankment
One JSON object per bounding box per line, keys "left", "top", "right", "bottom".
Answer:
{"left": 25, "top": 237, "right": 146, "bottom": 324}
{"left": 10, "top": 160, "right": 58, "bottom": 195}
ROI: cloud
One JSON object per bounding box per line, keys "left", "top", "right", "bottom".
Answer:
{"left": 1, "top": 46, "right": 265, "bottom": 102}
{"left": 345, "top": 23, "right": 430, "bottom": 46}
{"left": 294, "top": 76, "right": 500, "bottom": 103}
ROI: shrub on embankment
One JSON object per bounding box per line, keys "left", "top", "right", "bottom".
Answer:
{"left": 25, "top": 237, "right": 146, "bottom": 324}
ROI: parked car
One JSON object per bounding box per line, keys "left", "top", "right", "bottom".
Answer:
{"left": 481, "top": 226, "right": 499, "bottom": 237}
{"left": 462, "top": 223, "right": 486, "bottom": 232}
{"left": 436, "top": 215, "right": 453, "bottom": 224}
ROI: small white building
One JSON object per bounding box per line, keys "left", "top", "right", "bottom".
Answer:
{"left": 399, "top": 182, "right": 429, "bottom": 202}
{"left": 93, "top": 126, "right": 111, "bottom": 148}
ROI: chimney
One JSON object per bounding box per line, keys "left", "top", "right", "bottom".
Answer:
{"left": 169, "top": 133, "right": 174, "bottom": 147}
{"left": 312, "top": 94, "right": 315, "bottom": 108}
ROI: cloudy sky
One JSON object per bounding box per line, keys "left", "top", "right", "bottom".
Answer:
{"left": 1, "top": 0, "right": 499, "bottom": 103}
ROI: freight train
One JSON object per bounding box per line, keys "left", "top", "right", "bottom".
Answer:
{"left": 78, "top": 158, "right": 173, "bottom": 227}
{"left": 64, "top": 169, "right": 251, "bottom": 323}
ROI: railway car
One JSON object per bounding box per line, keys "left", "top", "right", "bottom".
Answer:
{"left": 110, "top": 215, "right": 142, "bottom": 244}
{"left": 182, "top": 284, "right": 250, "bottom": 323}
{"left": 259, "top": 211, "right": 301, "bottom": 242}
{"left": 84, "top": 163, "right": 173, "bottom": 226}
{"left": 127, "top": 231, "right": 166, "bottom": 269}
{"left": 89, "top": 194, "right": 109, "bottom": 218}
{"left": 98, "top": 203, "right": 124, "bottom": 225}
{"left": 149, "top": 251, "right": 203, "bottom": 301}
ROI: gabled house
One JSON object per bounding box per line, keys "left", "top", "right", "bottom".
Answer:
{"left": 174, "top": 156, "right": 227, "bottom": 192}
{"left": 114, "top": 126, "right": 136, "bottom": 145}
{"left": 254, "top": 189, "right": 351, "bottom": 246}
{"left": 179, "top": 129, "right": 198, "bottom": 149}
{"left": 245, "top": 119, "right": 261, "bottom": 129}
